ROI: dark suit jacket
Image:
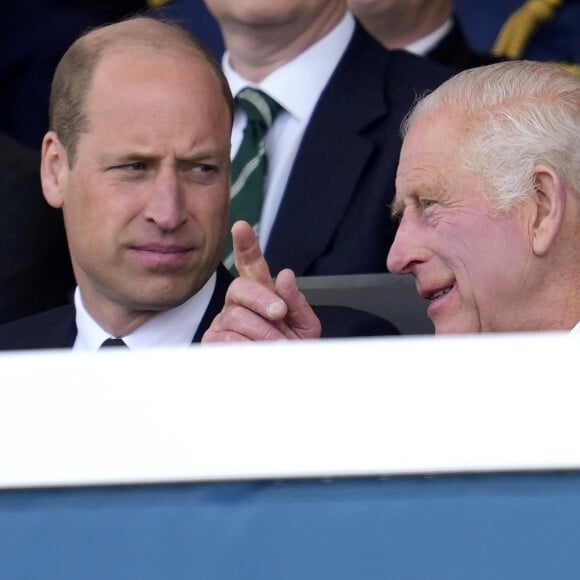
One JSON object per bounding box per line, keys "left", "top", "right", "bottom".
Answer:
{"left": 263, "top": 23, "right": 454, "bottom": 276}
{"left": 0, "top": 133, "right": 75, "bottom": 324}
{"left": 0, "top": 265, "right": 398, "bottom": 350}
{"left": 428, "top": 18, "right": 505, "bottom": 71}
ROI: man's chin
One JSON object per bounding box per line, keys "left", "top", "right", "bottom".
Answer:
{"left": 432, "top": 316, "right": 480, "bottom": 335}
{"left": 125, "top": 287, "right": 198, "bottom": 313}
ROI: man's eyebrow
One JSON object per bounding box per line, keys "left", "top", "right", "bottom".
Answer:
{"left": 390, "top": 196, "right": 406, "bottom": 219}
{"left": 103, "top": 151, "right": 155, "bottom": 164}
{"left": 176, "top": 150, "right": 224, "bottom": 163}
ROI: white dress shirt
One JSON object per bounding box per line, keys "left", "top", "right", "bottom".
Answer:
{"left": 223, "top": 12, "right": 356, "bottom": 249}
{"left": 72, "top": 273, "right": 216, "bottom": 351}
{"left": 570, "top": 321, "right": 580, "bottom": 335}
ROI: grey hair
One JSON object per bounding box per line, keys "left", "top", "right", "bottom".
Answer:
{"left": 402, "top": 60, "right": 580, "bottom": 212}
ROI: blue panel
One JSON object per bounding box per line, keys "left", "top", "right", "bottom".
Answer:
{"left": 2, "top": 472, "right": 580, "bottom": 579}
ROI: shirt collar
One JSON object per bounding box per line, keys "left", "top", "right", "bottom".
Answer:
{"left": 223, "top": 12, "right": 355, "bottom": 122}
{"left": 405, "top": 18, "right": 453, "bottom": 56}
{"left": 73, "top": 273, "right": 216, "bottom": 351}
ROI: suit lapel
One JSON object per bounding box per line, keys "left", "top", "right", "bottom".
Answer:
{"left": 264, "top": 24, "right": 391, "bottom": 275}
{"left": 50, "top": 304, "right": 77, "bottom": 347}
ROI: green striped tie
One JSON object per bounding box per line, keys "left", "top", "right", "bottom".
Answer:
{"left": 223, "top": 88, "right": 282, "bottom": 274}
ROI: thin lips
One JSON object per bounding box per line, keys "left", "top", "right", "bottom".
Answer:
{"left": 132, "top": 244, "right": 192, "bottom": 254}
{"left": 417, "top": 282, "right": 454, "bottom": 301}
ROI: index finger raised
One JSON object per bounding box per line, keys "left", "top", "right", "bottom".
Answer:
{"left": 232, "top": 220, "right": 274, "bottom": 288}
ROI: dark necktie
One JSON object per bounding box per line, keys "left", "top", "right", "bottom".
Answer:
{"left": 100, "top": 337, "right": 129, "bottom": 349}
{"left": 222, "top": 88, "right": 282, "bottom": 274}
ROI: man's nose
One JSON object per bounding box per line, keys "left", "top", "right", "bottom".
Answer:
{"left": 144, "top": 171, "right": 187, "bottom": 232}
{"left": 386, "top": 213, "right": 422, "bottom": 275}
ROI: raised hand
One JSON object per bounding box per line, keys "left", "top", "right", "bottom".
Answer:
{"left": 202, "top": 221, "right": 321, "bottom": 342}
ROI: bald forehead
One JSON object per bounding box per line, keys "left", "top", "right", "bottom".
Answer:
{"left": 83, "top": 17, "right": 203, "bottom": 56}
{"left": 85, "top": 37, "right": 213, "bottom": 111}
{"left": 93, "top": 40, "right": 208, "bottom": 79}
{"left": 81, "top": 17, "right": 233, "bottom": 121}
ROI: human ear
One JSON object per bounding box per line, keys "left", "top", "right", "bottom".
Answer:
{"left": 40, "top": 131, "right": 69, "bottom": 209}
{"left": 531, "top": 164, "right": 566, "bottom": 256}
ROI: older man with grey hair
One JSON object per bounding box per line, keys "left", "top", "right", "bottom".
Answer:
{"left": 203, "top": 60, "right": 580, "bottom": 341}
{"left": 387, "top": 60, "right": 579, "bottom": 334}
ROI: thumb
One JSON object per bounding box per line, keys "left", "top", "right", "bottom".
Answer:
{"left": 275, "top": 269, "right": 322, "bottom": 339}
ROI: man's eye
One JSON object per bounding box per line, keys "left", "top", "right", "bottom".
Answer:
{"left": 183, "top": 163, "right": 219, "bottom": 181}
{"left": 417, "top": 198, "right": 439, "bottom": 213}
{"left": 111, "top": 161, "right": 146, "bottom": 172}
{"left": 125, "top": 162, "right": 147, "bottom": 171}
{"left": 195, "top": 163, "right": 217, "bottom": 174}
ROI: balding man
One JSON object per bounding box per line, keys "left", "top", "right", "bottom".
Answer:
{"left": 0, "top": 17, "right": 397, "bottom": 350}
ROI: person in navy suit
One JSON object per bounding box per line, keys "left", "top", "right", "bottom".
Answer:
{"left": 0, "top": 17, "right": 234, "bottom": 351}
{"left": 347, "top": 0, "right": 503, "bottom": 70}
{"left": 203, "top": 0, "right": 453, "bottom": 277}
{"left": 0, "top": 17, "right": 397, "bottom": 351}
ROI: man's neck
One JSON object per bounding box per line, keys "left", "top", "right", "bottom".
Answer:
{"left": 357, "top": 1, "right": 451, "bottom": 50}
{"left": 75, "top": 287, "right": 157, "bottom": 338}
{"left": 517, "top": 269, "right": 580, "bottom": 332}
{"left": 221, "top": 4, "right": 347, "bottom": 83}
{"left": 87, "top": 303, "right": 155, "bottom": 338}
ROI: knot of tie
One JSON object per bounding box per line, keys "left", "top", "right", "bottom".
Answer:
{"left": 100, "top": 337, "right": 128, "bottom": 348}
{"left": 236, "top": 87, "right": 282, "bottom": 130}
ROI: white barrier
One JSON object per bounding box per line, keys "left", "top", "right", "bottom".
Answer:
{"left": 0, "top": 332, "right": 577, "bottom": 488}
